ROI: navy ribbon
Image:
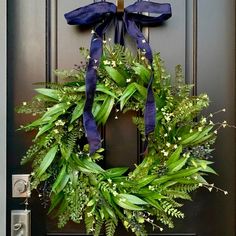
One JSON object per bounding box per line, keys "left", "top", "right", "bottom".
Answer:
{"left": 65, "top": 1, "right": 172, "bottom": 154}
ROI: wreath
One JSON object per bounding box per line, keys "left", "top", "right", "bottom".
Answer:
{"left": 16, "top": 43, "right": 229, "bottom": 236}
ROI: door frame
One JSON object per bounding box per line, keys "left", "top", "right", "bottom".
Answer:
{"left": 0, "top": 0, "right": 7, "bottom": 235}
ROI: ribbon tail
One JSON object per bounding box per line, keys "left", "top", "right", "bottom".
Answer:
{"left": 144, "top": 75, "right": 156, "bottom": 135}
{"left": 83, "top": 16, "right": 113, "bottom": 154}
{"left": 124, "top": 16, "right": 156, "bottom": 138}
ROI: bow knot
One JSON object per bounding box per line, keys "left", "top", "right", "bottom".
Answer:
{"left": 65, "top": 1, "right": 172, "bottom": 154}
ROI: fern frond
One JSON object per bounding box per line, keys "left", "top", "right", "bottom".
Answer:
{"left": 157, "top": 211, "right": 174, "bottom": 228}
{"left": 21, "top": 144, "right": 41, "bottom": 165}
{"left": 94, "top": 218, "right": 104, "bottom": 236}
{"left": 166, "top": 198, "right": 184, "bottom": 208}
{"left": 163, "top": 189, "right": 192, "bottom": 200}
{"left": 161, "top": 200, "right": 184, "bottom": 218}
{"left": 64, "top": 128, "right": 80, "bottom": 152}
{"left": 174, "top": 184, "right": 199, "bottom": 193}
{"left": 16, "top": 99, "right": 47, "bottom": 115}
{"left": 105, "top": 219, "right": 117, "bottom": 236}
{"left": 84, "top": 208, "right": 95, "bottom": 234}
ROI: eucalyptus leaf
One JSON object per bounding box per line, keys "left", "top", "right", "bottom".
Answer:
{"left": 168, "top": 156, "right": 189, "bottom": 173}
{"left": 118, "top": 194, "right": 148, "bottom": 205}
{"left": 191, "top": 126, "right": 214, "bottom": 144}
{"left": 35, "top": 122, "right": 54, "bottom": 139}
{"left": 144, "top": 197, "right": 162, "bottom": 211}
{"left": 104, "top": 167, "right": 129, "bottom": 178}
{"left": 166, "top": 146, "right": 182, "bottom": 166}
{"left": 52, "top": 170, "right": 69, "bottom": 194}
{"left": 42, "top": 103, "right": 70, "bottom": 119}
{"left": 134, "top": 83, "right": 147, "bottom": 98}
{"left": 35, "top": 88, "right": 59, "bottom": 100}
{"left": 48, "top": 192, "right": 64, "bottom": 214}
{"left": 95, "top": 97, "right": 115, "bottom": 125}
{"left": 113, "top": 195, "right": 143, "bottom": 211}
{"left": 71, "top": 102, "right": 84, "bottom": 123}
{"left": 80, "top": 158, "right": 105, "bottom": 174}
{"left": 136, "top": 175, "right": 157, "bottom": 188}
{"left": 96, "top": 84, "right": 118, "bottom": 98}
{"left": 36, "top": 145, "right": 58, "bottom": 177}
{"left": 133, "top": 63, "right": 150, "bottom": 84}
{"left": 105, "top": 66, "right": 126, "bottom": 87}
{"left": 119, "top": 83, "right": 137, "bottom": 110}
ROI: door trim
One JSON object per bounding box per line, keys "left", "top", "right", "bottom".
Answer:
{"left": 0, "top": 0, "right": 6, "bottom": 235}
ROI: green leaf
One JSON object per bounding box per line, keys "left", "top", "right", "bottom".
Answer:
{"left": 35, "top": 88, "right": 59, "bottom": 100}
{"left": 96, "top": 148, "right": 105, "bottom": 153}
{"left": 118, "top": 194, "right": 148, "bottom": 205}
{"left": 87, "top": 199, "right": 95, "bottom": 207}
{"left": 36, "top": 145, "right": 58, "bottom": 177}
{"left": 134, "top": 83, "right": 147, "bottom": 98}
{"left": 119, "top": 83, "right": 137, "bottom": 110}
{"left": 52, "top": 165, "right": 69, "bottom": 194}
{"left": 76, "top": 158, "right": 105, "bottom": 174}
{"left": 76, "top": 85, "right": 86, "bottom": 92}
{"left": 105, "top": 66, "right": 126, "bottom": 87}
{"left": 104, "top": 206, "right": 117, "bottom": 220}
{"left": 104, "top": 167, "right": 129, "bottom": 178}
{"left": 152, "top": 167, "right": 201, "bottom": 185}
{"left": 166, "top": 146, "right": 182, "bottom": 165}
{"left": 168, "top": 156, "right": 189, "bottom": 173}
{"left": 71, "top": 102, "right": 84, "bottom": 123}
{"left": 42, "top": 103, "right": 70, "bottom": 119}
{"left": 113, "top": 195, "right": 143, "bottom": 211}
{"left": 181, "top": 126, "right": 213, "bottom": 145}
{"left": 92, "top": 102, "right": 101, "bottom": 118}
{"left": 35, "top": 123, "right": 54, "bottom": 139}
{"left": 133, "top": 63, "right": 150, "bottom": 83}
{"left": 95, "top": 97, "right": 115, "bottom": 125}
{"left": 48, "top": 192, "right": 64, "bottom": 214}
{"left": 192, "top": 133, "right": 214, "bottom": 145}
{"left": 101, "top": 188, "right": 112, "bottom": 205}
{"left": 144, "top": 197, "right": 162, "bottom": 211}
{"left": 101, "top": 97, "right": 115, "bottom": 125}
{"left": 191, "top": 159, "right": 217, "bottom": 175}
{"left": 181, "top": 131, "right": 201, "bottom": 145}
{"left": 191, "top": 126, "right": 214, "bottom": 144}
{"left": 169, "top": 167, "right": 201, "bottom": 179}
{"left": 136, "top": 175, "right": 157, "bottom": 188}
{"left": 96, "top": 84, "right": 118, "bottom": 98}
{"left": 24, "top": 116, "right": 51, "bottom": 129}
{"left": 174, "top": 178, "right": 200, "bottom": 185}
{"left": 137, "top": 189, "right": 165, "bottom": 200}
{"left": 201, "top": 166, "right": 218, "bottom": 175}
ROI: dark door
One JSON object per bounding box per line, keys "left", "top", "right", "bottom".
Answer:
{"left": 7, "top": 0, "right": 235, "bottom": 235}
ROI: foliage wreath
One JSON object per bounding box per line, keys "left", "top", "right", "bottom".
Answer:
{"left": 17, "top": 44, "right": 228, "bottom": 236}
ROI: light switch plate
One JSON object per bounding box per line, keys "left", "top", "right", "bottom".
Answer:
{"left": 12, "top": 174, "right": 31, "bottom": 198}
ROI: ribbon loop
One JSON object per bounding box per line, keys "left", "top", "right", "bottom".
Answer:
{"left": 65, "top": 2, "right": 172, "bottom": 154}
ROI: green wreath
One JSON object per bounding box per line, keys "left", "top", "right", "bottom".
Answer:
{"left": 17, "top": 44, "right": 228, "bottom": 236}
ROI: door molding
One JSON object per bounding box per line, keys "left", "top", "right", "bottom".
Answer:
{"left": 0, "top": 0, "right": 7, "bottom": 235}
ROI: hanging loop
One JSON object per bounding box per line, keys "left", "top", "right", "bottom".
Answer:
{"left": 116, "top": 0, "right": 124, "bottom": 13}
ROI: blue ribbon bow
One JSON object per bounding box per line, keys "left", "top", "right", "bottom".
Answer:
{"left": 65, "top": 1, "right": 172, "bottom": 154}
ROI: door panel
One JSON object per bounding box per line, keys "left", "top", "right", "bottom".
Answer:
{"left": 197, "top": 1, "right": 236, "bottom": 235}
{"left": 7, "top": 1, "right": 47, "bottom": 235}
{"left": 7, "top": 0, "right": 235, "bottom": 235}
